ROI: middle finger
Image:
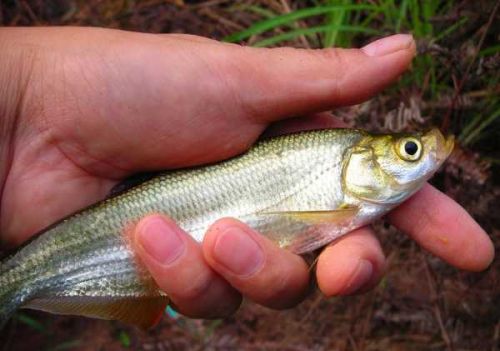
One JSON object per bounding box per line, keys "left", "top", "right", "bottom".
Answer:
{"left": 203, "top": 218, "right": 311, "bottom": 309}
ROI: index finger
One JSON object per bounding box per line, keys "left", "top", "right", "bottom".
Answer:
{"left": 387, "top": 184, "right": 494, "bottom": 271}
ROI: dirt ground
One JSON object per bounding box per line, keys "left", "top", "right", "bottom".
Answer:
{"left": 0, "top": 1, "right": 498, "bottom": 350}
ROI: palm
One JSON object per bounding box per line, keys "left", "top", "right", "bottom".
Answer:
{"left": 1, "top": 32, "right": 266, "bottom": 245}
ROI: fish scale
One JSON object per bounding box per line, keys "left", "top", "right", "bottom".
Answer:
{"left": 0, "top": 128, "right": 454, "bottom": 328}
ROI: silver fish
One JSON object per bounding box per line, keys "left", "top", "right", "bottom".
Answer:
{"left": 0, "top": 128, "right": 454, "bottom": 328}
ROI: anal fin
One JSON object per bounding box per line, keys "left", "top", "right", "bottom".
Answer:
{"left": 24, "top": 295, "right": 169, "bottom": 329}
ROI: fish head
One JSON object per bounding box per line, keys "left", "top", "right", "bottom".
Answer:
{"left": 343, "top": 128, "right": 454, "bottom": 204}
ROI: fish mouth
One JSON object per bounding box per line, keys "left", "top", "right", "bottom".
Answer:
{"left": 423, "top": 128, "right": 455, "bottom": 164}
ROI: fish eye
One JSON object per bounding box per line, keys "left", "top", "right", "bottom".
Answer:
{"left": 397, "top": 137, "right": 422, "bottom": 161}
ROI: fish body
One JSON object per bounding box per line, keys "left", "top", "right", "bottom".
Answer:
{"left": 0, "top": 128, "right": 453, "bottom": 328}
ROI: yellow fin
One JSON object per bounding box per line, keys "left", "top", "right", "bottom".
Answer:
{"left": 24, "top": 295, "right": 169, "bottom": 329}
{"left": 263, "top": 206, "right": 358, "bottom": 224}
{"left": 258, "top": 206, "right": 360, "bottom": 254}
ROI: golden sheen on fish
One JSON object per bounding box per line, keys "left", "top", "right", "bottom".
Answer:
{"left": 0, "top": 128, "right": 454, "bottom": 328}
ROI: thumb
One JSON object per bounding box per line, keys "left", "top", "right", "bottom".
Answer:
{"left": 78, "top": 32, "right": 415, "bottom": 170}
{"left": 219, "top": 33, "right": 416, "bottom": 123}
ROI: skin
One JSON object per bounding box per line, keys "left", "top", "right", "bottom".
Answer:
{"left": 0, "top": 28, "right": 494, "bottom": 320}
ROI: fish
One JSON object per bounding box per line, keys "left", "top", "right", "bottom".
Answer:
{"left": 0, "top": 128, "right": 454, "bottom": 328}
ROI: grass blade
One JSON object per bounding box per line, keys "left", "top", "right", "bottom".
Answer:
{"left": 396, "top": 0, "right": 409, "bottom": 32}
{"left": 479, "top": 44, "right": 500, "bottom": 56}
{"left": 461, "top": 105, "right": 500, "bottom": 145}
{"left": 242, "top": 5, "right": 277, "bottom": 20}
{"left": 323, "top": 0, "right": 350, "bottom": 47}
{"left": 435, "top": 16, "right": 468, "bottom": 42}
{"left": 253, "top": 25, "right": 379, "bottom": 47}
{"left": 223, "top": 4, "right": 377, "bottom": 42}
{"left": 15, "top": 313, "right": 46, "bottom": 334}
{"left": 408, "top": 0, "right": 423, "bottom": 37}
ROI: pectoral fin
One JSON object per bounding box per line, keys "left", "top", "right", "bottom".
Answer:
{"left": 24, "top": 295, "right": 169, "bottom": 329}
{"left": 258, "top": 206, "right": 360, "bottom": 254}
{"left": 262, "top": 206, "right": 359, "bottom": 225}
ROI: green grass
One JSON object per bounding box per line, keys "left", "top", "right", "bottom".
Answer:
{"left": 253, "top": 24, "right": 379, "bottom": 47}
{"left": 14, "top": 313, "right": 47, "bottom": 334}
{"left": 225, "top": 0, "right": 500, "bottom": 158}
{"left": 459, "top": 43, "right": 500, "bottom": 148}
{"left": 223, "top": 0, "right": 472, "bottom": 98}
{"left": 117, "top": 330, "right": 131, "bottom": 348}
{"left": 460, "top": 99, "right": 500, "bottom": 146}
{"left": 321, "top": 0, "right": 350, "bottom": 47}
{"left": 224, "top": 4, "right": 378, "bottom": 44}
{"left": 12, "top": 313, "right": 83, "bottom": 351}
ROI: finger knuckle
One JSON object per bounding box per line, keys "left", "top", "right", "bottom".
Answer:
{"left": 180, "top": 271, "right": 213, "bottom": 300}
{"left": 258, "top": 266, "right": 301, "bottom": 308}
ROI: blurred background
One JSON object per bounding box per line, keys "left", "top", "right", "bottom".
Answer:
{"left": 0, "top": 1, "right": 498, "bottom": 350}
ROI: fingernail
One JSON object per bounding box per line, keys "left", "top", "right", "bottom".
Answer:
{"left": 341, "top": 259, "right": 373, "bottom": 295}
{"left": 362, "top": 34, "right": 414, "bottom": 57}
{"left": 213, "top": 226, "right": 264, "bottom": 276}
{"left": 137, "top": 217, "right": 185, "bottom": 265}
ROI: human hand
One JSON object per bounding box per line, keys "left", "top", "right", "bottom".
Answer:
{"left": 0, "top": 27, "right": 493, "bottom": 319}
